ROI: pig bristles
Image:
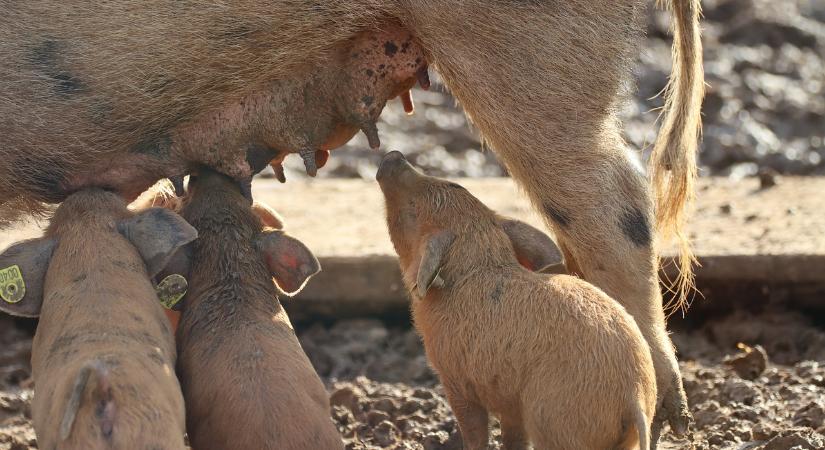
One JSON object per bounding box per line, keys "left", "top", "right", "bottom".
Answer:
{"left": 129, "top": 179, "right": 179, "bottom": 211}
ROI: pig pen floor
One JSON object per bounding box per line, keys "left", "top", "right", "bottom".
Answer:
{"left": 2, "top": 310, "right": 825, "bottom": 450}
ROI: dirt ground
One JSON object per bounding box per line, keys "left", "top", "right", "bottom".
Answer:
{"left": 2, "top": 308, "right": 825, "bottom": 450}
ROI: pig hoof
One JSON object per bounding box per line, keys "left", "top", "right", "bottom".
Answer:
{"left": 270, "top": 162, "right": 286, "bottom": 184}
{"left": 168, "top": 175, "right": 185, "bottom": 196}
{"left": 360, "top": 122, "right": 381, "bottom": 150}
{"left": 300, "top": 149, "right": 318, "bottom": 177}
{"left": 400, "top": 90, "right": 414, "bottom": 115}
{"left": 238, "top": 177, "right": 253, "bottom": 201}
{"left": 416, "top": 66, "right": 431, "bottom": 90}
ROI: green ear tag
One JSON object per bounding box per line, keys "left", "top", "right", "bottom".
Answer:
{"left": 0, "top": 265, "right": 26, "bottom": 304}
{"left": 156, "top": 274, "right": 188, "bottom": 310}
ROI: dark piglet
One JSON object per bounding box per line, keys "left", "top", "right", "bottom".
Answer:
{"left": 155, "top": 169, "right": 342, "bottom": 450}
{"left": 0, "top": 189, "right": 193, "bottom": 450}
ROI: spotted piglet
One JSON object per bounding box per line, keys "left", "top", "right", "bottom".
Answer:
{"left": 376, "top": 151, "right": 657, "bottom": 450}
{"left": 0, "top": 189, "right": 194, "bottom": 450}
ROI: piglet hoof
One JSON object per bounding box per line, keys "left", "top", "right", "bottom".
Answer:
{"left": 360, "top": 122, "right": 381, "bottom": 150}
{"left": 400, "top": 90, "right": 414, "bottom": 115}
{"left": 270, "top": 162, "right": 286, "bottom": 184}
{"left": 168, "top": 175, "right": 185, "bottom": 197}
{"left": 238, "top": 177, "right": 253, "bottom": 201}
{"left": 417, "top": 66, "right": 431, "bottom": 90}
{"left": 300, "top": 149, "right": 318, "bottom": 177}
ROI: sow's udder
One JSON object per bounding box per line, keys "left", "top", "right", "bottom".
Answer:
{"left": 65, "top": 24, "right": 429, "bottom": 200}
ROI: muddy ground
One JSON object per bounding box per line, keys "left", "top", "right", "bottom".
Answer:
{"left": 2, "top": 308, "right": 825, "bottom": 450}
{"left": 268, "top": 0, "right": 825, "bottom": 181}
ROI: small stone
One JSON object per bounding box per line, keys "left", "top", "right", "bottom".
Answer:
{"left": 722, "top": 378, "right": 761, "bottom": 405}
{"left": 793, "top": 402, "right": 825, "bottom": 429}
{"left": 373, "top": 420, "right": 399, "bottom": 447}
{"left": 400, "top": 399, "right": 423, "bottom": 415}
{"left": 412, "top": 388, "right": 434, "bottom": 400}
{"left": 372, "top": 397, "right": 399, "bottom": 414}
{"left": 422, "top": 431, "right": 449, "bottom": 450}
{"left": 724, "top": 343, "right": 768, "bottom": 380}
{"left": 330, "top": 386, "right": 363, "bottom": 414}
{"left": 367, "top": 410, "right": 391, "bottom": 427}
{"left": 758, "top": 167, "right": 778, "bottom": 189}
{"left": 763, "top": 430, "right": 822, "bottom": 450}
{"left": 707, "top": 432, "right": 726, "bottom": 446}
{"left": 795, "top": 361, "right": 820, "bottom": 378}
{"left": 332, "top": 405, "right": 355, "bottom": 425}
{"left": 751, "top": 422, "right": 778, "bottom": 441}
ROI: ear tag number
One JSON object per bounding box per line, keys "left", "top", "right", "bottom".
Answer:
{"left": 156, "top": 274, "right": 188, "bottom": 311}
{"left": 0, "top": 265, "right": 26, "bottom": 304}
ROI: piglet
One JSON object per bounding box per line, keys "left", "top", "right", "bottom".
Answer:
{"left": 155, "top": 168, "right": 343, "bottom": 450}
{"left": 0, "top": 189, "right": 194, "bottom": 449}
{"left": 376, "top": 151, "right": 656, "bottom": 450}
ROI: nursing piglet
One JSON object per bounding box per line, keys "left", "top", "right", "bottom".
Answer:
{"left": 158, "top": 168, "right": 343, "bottom": 450}
{"left": 376, "top": 151, "right": 657, "bottom": 450}
{"left": 0, "top": 189, "right": 193, "bottom": 449}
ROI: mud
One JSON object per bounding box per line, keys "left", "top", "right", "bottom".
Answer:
{"left": 2, "top": 308, "right": 825, "bottom": 449}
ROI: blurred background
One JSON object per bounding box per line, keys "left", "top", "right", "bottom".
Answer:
{"left": 269, "top": 0, "right": 825, "bottom": 182}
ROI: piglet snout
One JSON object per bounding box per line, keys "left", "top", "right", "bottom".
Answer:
{"left": 376, "top": 150, "right": 414, "bottom": 182}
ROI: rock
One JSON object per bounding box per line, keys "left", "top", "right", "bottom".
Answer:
{"left": 422, "top": 431, "right": 449, "bottom": 450}
{"left": 758, "top": 168, "right": 779, "bottom": 189}
{"left": 724, "top": 343, "right": 769, "bottom": 380}
{"left": 763, "top": 429, "right": 825, "bottom": 450}
{"left": 722, "top": 378, "right": 762, "bottom": 405}
{"left": 400, "top": 399, "right": 423, "bottom": 415}
{"left": 412, "top": 388, "right": 434, "bottom": 400}
{"left": 366, "top": 410, "right": 391, "bottom": 427}
{"left": 373, "top": 421, "right": 399, "bottom": 447}
{"left": 331, "top": 386, "right": 364, "bottom": 414}
{"left": 793, "top": 402, "right": 825, "bottom": 429}
{"left": 372, "top": 397, "right": 399, "bottom": 414}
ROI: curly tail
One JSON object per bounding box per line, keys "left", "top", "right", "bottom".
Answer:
{"left": 651, "top": 0, "right": 704, "bottom": 315}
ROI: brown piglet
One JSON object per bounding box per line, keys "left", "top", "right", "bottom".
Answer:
{"left": 376, "top": 151, "right": 657, "bottom": 450}
{"left": 0, "top": 189, "right": 194, "bottom": 450}
{"left": 154, "top": 169, "right": 343, "bottom": 450}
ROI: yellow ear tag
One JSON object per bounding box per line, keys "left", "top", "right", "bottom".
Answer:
{"left": 156, "top": 274, "right": 188, "bottom": 310}
{"left": 0, "top": 265, "right": 26, "bottom": 304}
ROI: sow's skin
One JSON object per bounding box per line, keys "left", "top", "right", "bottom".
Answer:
{"left": 0, "top": 189, "right": 194, "bottom": 450}
{"left": 0, "top": 15, "right": 428, "bottom": 217}
{"left": 376, "top": 152, "right": 657, "bottom": 450}
{"left": 156, "top": 169, "right": 343, "bottom": 450}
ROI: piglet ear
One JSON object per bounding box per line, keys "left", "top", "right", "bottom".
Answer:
{"left": 252, "top": 201, "right": 285, "bottom": 230}
{"left": 255, "top": 230, "right": 320, "bottom": 296}
{"left": 498, "top": 218, "right": 564, "bottom": 273}
{"left": 416, "top": 230, "right": 456, "bottom": 298}
{"left": 117, "top": 208, "right": 198, "bottom": 278}
{"left": 0, "top": 237, "right": 56, "bottom": 317}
